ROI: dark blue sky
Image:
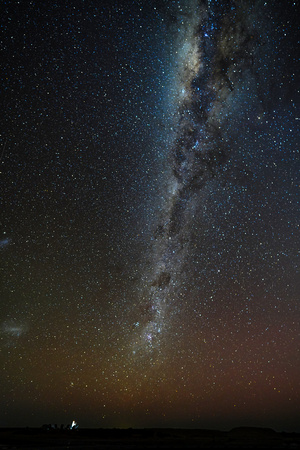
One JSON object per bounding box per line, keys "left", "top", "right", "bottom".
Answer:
{"left": 0, "top": 0, "right": 299, "bottom": 431}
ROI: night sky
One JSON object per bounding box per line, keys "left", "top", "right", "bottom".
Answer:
{"left": 1, "top": 0, "right": 299, "bottom": 431}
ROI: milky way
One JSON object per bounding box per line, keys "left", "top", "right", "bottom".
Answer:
{"left": 131, "top": 0, "right": 264, "bottom": 356}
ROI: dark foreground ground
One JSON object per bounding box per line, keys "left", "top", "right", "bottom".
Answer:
{"left": 0, "top": 427, "right": 299, "bottom": 449}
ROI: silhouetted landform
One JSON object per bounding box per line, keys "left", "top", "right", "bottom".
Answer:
{"left": 0, "top": 426, "right": 299, "bottom": 449}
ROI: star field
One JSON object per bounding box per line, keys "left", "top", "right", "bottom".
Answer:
{"left": 0, "top": 0, "right": 299, "bottom": 431}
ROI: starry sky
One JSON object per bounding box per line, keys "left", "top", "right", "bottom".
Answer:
{"left": 0, "top": 0, "right": 299, "bottom": 431}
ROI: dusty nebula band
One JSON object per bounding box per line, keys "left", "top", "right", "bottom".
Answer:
{"left": 132, "top": 0, "right": 261, "bottom": 356}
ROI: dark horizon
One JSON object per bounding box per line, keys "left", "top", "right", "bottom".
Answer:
{"left": 1, "top": 401, "right": 299, "bottom": 433}
{"left": 1, "top": 425, "right": 300, "bottom": 450}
